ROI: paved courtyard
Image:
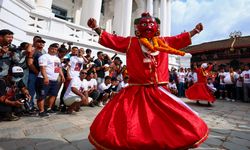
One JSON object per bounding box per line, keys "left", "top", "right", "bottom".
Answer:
{"left": 0, "top": 98, "right": 250, "bottom": 150}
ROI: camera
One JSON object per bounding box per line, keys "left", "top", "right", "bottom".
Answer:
{"left": 20, "top": 98, "right": 32, "bottom": 111}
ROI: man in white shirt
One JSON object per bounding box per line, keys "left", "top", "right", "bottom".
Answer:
{"left": 98, "top": 76, "right": 112, "bottom": 107}
{"left": 224, "top": 67, "right": 237, "bottom": 101}
{"left": 67, "top": 47, "right": 85, "bottom": 80}
{"left": 218, "top": 68, "right": 227, "bottom": 100}
{"left": 36, "top": 43, "right": 65, "bottom": 117}
{"left": 85, "top": 72, "right": 100, "bottom": 103}
{"left": 64, "top": 70, "right": 92, "bottom": 113}
{"left": 177, "top": 67, "right": 186, "bottom": 97}
{"left": 241, "top": 64, "right": 250, "bottom": 102}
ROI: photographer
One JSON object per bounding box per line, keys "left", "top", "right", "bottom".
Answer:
{"left": 0, "top": 29, "right": 15, "bottom": 78}
{"left": 0, "top": 66, "right": 31, "bottom": 121}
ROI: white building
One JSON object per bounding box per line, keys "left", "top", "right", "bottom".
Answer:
{"left": 0, "top": 0, "right": 191, "bottom": 68}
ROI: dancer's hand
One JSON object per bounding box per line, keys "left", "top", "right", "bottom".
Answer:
{"left": 195, "top": 23, "right": 203, "bottom": 33}
{"left": 87, "top": 18, "right": 97, "bottom": 29}
{"left": 87, "top": 18, "right": 102, "bottom": 35}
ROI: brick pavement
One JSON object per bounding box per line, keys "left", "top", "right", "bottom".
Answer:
{"left": 0, "top": 99, "right": 249, "bottom": 150}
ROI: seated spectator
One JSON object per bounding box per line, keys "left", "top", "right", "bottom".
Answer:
{"left": 0, "top": 66, "right": 31, "bottom": 121}
{"left": 168, "top": 79, "right": 178, "bottom": 96}
{"left": 117, "top": 76, "right": 129, "bottom": 91}
{"left": 109, "top": 77, "right": 119, "bottom": 98}
{"left": 63, "top": 70, "right": 92, "bottom": 113}
{"left": 98, "top": 76, "right": 112, "bottom": 107}
{"left": 207, "top": 78, "right": 217, "bottom": 93}
{"left": 85, "top": 72, "right": 100, "bottom": 104}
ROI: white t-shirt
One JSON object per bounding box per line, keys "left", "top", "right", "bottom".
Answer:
{"left": 64, "top": 76, "right": 88, "bottom": 99}
{"left": 224, "top": 72, "right": 237, "bottom": 84}
{"left": 85, "top": 78, "right": 98, "bottom": 90}
{"left": 177, "top": 72, "right": 186, "bottom": 83}
{"left": 207, "top": 83, "right": 217, "bottom": 92}
{"left": 69, "top": 56, "right": 84, "bottom": 78}
{"left": 38, "top": 54, "right": 61, "bottom": 81}
{"left": 218, "top": 72, "right": 227, "bottom": 85}
{"left": 98, "top": 82, "right": 111, "bottom": 93}
{"left": 235, "top": 73, "right": 243, "bottom": 87}
{"left": 241, "top": 70, "right": 250, "bottom": 83}
{"left": 168, "top": 82, "right": 177, "bottom": 90}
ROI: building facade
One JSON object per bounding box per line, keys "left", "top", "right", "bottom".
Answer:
{"left": 0, "top": 0, "right": 190, "bottom": 67}
{"left": 184, "top": 35, "right": 250, "bottom": 69}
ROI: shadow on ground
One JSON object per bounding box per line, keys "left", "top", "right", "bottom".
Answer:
{"left": 0, "top": 138, "right": 94, "bottom": 150}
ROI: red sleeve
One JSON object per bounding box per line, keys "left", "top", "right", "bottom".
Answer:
{"left": 206, "top": 65, "right": 213, "bottom": 72}
{"left": 163, "top": 32, "right": 192, "bottom": 49}
{"left": 99, "top": 31, "right": 131, "bottom": 53}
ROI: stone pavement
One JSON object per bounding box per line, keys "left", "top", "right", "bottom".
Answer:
{"left": 0, "top": 99, "right": 250, "bottom": 150}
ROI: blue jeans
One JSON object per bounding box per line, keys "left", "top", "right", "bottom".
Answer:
{"left": 28, "top": 73, "right": 37, "bottom": 108}
{"left": 178, "top": 82, "right": 185, "bottom": 97}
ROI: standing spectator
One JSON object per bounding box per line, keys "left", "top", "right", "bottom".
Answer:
{"left": 235, "top": 69, "right": 243, "bottom": 101}
{"left": 85, "top": 48, "right": 94, "bottom": 63}
{"left": 241, "top": 64, "right": 250, "bottom": 102}
{"left": 79, "top": 48, "right": 89, "bottom": 63}
{"left": 224, "top": 67, "right": 237, "bottom": 101}
{"left": 94, "top": 51, "right": 106, "bottom": 85}
{"left": 0, "top": 29, "right": 14, "bottom": 78}
{"left": 12, "top": 42, "right": 32, "bottom": 86}
{"left": 27, "top": 38, "right": 46, "bottom": 110}
{"left": 177, "top": 67, "right": 186, "bottom": 97}
{"left": 218, "top": 68, "right": 227, "bottom": 99}
{"left": 36, "top": 43, "right": 65, "bottom": 117}
{"left": 57, "top": 44, "right": 69, "bottom": 112}
{"left": 67, "top": 47, "right": 85, "bottom": 80}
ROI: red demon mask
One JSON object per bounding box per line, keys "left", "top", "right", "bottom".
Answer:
{"left": 134, "top": 12, "right": 160, "bottom": 38}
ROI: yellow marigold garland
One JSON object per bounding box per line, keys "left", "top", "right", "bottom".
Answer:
{"left": 140, "top": 37, "right": 185, "bottom": 56}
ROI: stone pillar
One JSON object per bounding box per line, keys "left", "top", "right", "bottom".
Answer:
{"left": 153, "top": 0, "right": 160, "bottom": 18}
{"left": 80, "top": 0, "right": 102, "bottom": 27}
{"left": 160, "top": 0, "right": 167, "bottom": 36}
{"left": 166, "top": 0, "right": 171, "bottom": 36}
{"left": 122, "top": 0, "right": 133, "bottom": 36}
{"left": 147, "top": 0, "right": 153, "bottom": 16}
{"left": 34, "top": 0, "right": 54, "bottom": 17}
{"left": 180, "top": 53, "right": 192, "bottom": 68}
{"left": 73, "top": 0, "right": 82, "bottom": 25}
{"left": 160, "top": 0, "right": 171, "bottom": 36}
{"left": 113, "top": 0, "right": 123, "bottom": 35}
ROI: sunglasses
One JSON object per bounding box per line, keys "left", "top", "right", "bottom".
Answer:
{"left": 12, "top": 72, "right": 24, "bottom": 78}
{"left": 80, "top": 72, "right": 87, "bottom": 74}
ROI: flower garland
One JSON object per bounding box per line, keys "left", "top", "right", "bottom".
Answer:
{"left": 139, "top": 37, "right": 185, "bottom": 56}
{"left": 201, "top": 68, "right": 208, "bottom": 77}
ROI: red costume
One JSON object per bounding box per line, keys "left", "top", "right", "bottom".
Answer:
{"left": 185, "top": 65, "right": 216, "bottom": 102}
{"left": 88, "top": 13, "right": 208, "bottom": 150}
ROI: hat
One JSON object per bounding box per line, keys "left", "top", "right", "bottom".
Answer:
{"left": 201, "top": 63, "right": 208, "bottom": 69}
{"left": 36, "top": 38, "right": 46, "bottom": 43}
{"left": 12, "top": 66, "right": 23, "bottom": 73}
{"left": 49, "top": 43, "right": 59, "bottom": 48}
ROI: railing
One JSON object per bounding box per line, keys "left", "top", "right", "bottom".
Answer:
{"left": 26, "top": 12, "right": 99, "bottom": 44}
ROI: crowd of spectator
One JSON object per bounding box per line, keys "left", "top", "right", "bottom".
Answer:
{"left": 168, "top": 63, "right": 250, "bottom": 103}
{"left": 0, "top": 29, "right": 129, "bottom": 121}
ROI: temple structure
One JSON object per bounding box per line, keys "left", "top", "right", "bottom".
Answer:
{"left": 184, "top": 35, "right": 250, "bottom": 69}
